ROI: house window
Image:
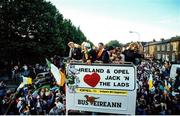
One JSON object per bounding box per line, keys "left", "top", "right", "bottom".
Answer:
{"left": 165, "top": 54, "right": 169, "bottom": 61}
{"left": 162, "top": 54, "right": 166, "bottom": 61}
{"left": 161, "top": 45, "right": 165, "bottom": 51}
{"left": 172, "top": 43, "right": 177, "bottom": 51}
{"left": 157, "top": 45, "right": 160, "bottom": 51}
{"left": 157, "top": 54, "right": 161, "bottom": 59}
{"left": 172, "top": 54, "right": 175, "bottom": 62}
{"left": 144, "top": 47, "right": 148, "bottom": 53}
{"left": 167, "top": 43, "right": 170, "bottom": 51}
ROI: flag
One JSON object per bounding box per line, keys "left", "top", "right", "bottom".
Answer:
{"left": 46, "top": 58, "right": 51, "bottom": 68}
{"left": 16, "top": 76, "right": 32, "bottom": 92}
{"left": 17, "top": 83, "right": 24, "bottom": 91}
{"left": 46, "top": 58, "right": 65, "bottom": 86}
{"left": 22, "top": 76, "right": 32, "bottom": 84}
{"left": 50, "top": 63, "right": 61, "bottom": 85}
{"left": 168, "top": 83, "right": 171, "bottom": 90}
{"left": 59, "top": 71, "right": 65, "bottom": 86}
{"left": 148, "top": 74, "right": 153, "bottom": 90}
{"left": 165, "top": 80, "right": 171, "bottom": 91}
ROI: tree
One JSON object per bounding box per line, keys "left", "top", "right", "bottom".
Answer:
{"left": 0, "top": 0, "right": 86, "bottom": 64}
{"left": 106, "top": 40, "right": 123, "bottom": 48}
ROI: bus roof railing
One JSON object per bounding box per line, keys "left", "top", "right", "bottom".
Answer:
{"left": 67, "top": 59, "right": 133, "bottom": 65}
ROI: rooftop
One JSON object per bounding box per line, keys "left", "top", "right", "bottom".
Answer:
{"left": 144, "top": 36, "right": 180, "bottom": 46}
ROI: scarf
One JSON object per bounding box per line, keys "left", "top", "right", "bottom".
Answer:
{"left": 97, "top": 49, "right": 104, "bottom": 59}
{"left": 84, "top": 49, "right": 91, "bottom": 60}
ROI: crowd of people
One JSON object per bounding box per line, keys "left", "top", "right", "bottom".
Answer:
{"left": 68, "top": 41, "right": 143, "bottom": 65}
{"left": 136, "top": 60, "right": 180, "bottom": 115}
{"left": 0, "top": 81, "right": 66, "bottom": 115}
{"left": 0, "top": 56, "right": 66, "bottom": 115}
{"left": 0, "top": 41, "right": 179, "bottom": 115}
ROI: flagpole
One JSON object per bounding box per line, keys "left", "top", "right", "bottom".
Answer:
{"left": 4, "top": 82, "right": 25, "bottom": 115}
{"left": 4, "top": 91, "right": 18, "bottom": 115}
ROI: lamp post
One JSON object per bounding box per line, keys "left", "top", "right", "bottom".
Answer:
{"left": 129, "top": 31, "right": 144, "bottom": 54}
{"left": 129, "top": 31, "right": 140, "bottom": 41}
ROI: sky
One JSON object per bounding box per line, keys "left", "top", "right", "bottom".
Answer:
{"left": 49, "top": 0, "right": 180, "bottom": 44}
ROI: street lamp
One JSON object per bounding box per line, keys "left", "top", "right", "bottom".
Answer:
{"left": 129, "top": 31, "right": 140, "bottom": 41}
{"left": 129, "top": 31, "right": 144, "bottom": 54}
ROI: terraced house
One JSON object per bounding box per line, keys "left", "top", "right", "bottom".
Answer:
{"left": 144, "top": 36, "right": 180, "bottom": 63}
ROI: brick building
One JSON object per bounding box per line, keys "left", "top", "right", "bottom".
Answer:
{"left": 144, "top": 36, "right": 180, "bottom": 63}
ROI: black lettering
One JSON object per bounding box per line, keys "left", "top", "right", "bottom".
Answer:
{"left": 95, "top": 69, "right": 104, "bottom": 73}
{"left": 112, "top": 102, "right": 117, "bottom": 107}
{"left": 126, "top": 83, "right": 129, "bottom": 87}
{"left": 85, "top": 68, "right": 89, "bottom": 72}
{"left": 114, "top": 69, "right": 118, "bottom": 74}
{"left": 106, "top": 102, "right": 112, "bottom": 107}
{"left": 105, "top": 76, "right": 121, "bottom": 80}
{"left": 79, "top": 68, "right": 104, "bottom": 73}
{"left": 78, "top": 99, "right": 81, "bottom": 104}
{"left": 93, "top": 101, "right": 98, "bottom": 106}
{"left": 78, "top": 100, "right": 88, "bottom": 105}
{"left": 90, "top": 101, "right": 122, "bottom": 108}
{"left": 79, "top": 68, "right": 84, "bottom": 72}
{"left": 117, "top": 102, "right": 121, "bottom": 108}
{"left": 100, "top": 82, "right": 110, "bottom": 86}
{"left": 124, "top": 76, "right": 129, "bottom": 81}
{"left": 114, "top": 82, "right": 130, "bottom": 87}
{"left": 114, "top": 69, "right": 129, "bottom": 74}
{"left": 121, "top": 83, "right": 125, "bottom": 87}
{"left": 106, "top": 69, "right": 110, "bottom": 73}
{"left": 99, "top": 101, "right": 103, "bottom": 106}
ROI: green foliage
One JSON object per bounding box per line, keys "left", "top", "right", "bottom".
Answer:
{"left": 0, "top": 0, "right": 86, "bottom": 64}
{"left": 106, "top": 40, "right": 123, "bottom": 48}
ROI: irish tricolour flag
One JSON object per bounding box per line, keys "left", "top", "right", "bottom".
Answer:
{"left": 46, "top": 59, "right": 65, "bottom": 86}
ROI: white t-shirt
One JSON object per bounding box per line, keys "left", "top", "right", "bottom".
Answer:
{"left": 56, "top": 102, "right": 64, "bottom": 110}
{"left": 120, "top": 54, "right": 125, "bottom": 62}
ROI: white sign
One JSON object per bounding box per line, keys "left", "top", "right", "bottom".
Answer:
{"left": 74, "top": 93, "right": 127, "bottom": 110}
{"left": 66, "top": 63, "right": 137, "bottom": 115}
{"left": 67, "top": 64, "right": 135, "bottom": 90}
{"left": 170, "top": 64, "right": 180, "bottom": 80}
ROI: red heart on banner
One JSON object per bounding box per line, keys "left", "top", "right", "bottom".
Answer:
{"left": 83, "top": 72, "right": 100, "bottom": 87}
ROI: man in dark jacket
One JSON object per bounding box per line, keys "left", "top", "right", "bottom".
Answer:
{"left": 123, "top": 48, "right": 135, "bottom": 63}
{"left": 68, "top": 42, "right": 82, "bottom": 60}
{"left": 123, "top": 46, "right": 142, "bottom": 64}
{"left": 96, "top": 42, "right": 106, "bottom": 61}
{"left": 101, "top": 46, "right": 115, "bottom": 63}
{"left": 96, "top": 42, "right": 115, "bottom": 63}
